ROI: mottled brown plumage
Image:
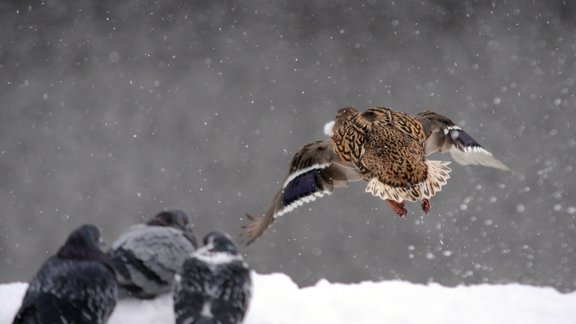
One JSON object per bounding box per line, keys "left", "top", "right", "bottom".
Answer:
{"left": 242, "top": 106, "right": 510, "bottom": 245}
{"left": 333, "top": 107, "right": 429, "bottom": 187}
{"left": 332, "top": 107, "right": 454, "bottom": 209}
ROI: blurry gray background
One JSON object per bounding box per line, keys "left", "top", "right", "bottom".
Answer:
{"left": 1, "top": 0, "right": 575, "bottom": 292}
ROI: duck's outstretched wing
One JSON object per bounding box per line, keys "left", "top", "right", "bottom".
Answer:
{"left": 241, "top": 139, "right": 361, "bottom": 245}
{"left": 416, "top": 111, "right": 511, "bottom": 171}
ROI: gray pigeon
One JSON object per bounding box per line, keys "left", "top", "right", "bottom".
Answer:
{"left": 174, "top": 231, "right": 252, "bottom": 324}
{"left": 13, "top": 224, "right": 118, "bottom": 324}
{"left": 108, "top": 209, "right": 197, "bottom": 299}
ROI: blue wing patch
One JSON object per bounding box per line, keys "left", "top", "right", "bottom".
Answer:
{"left": 450, "top": 129, "right": 482, "bottom": 150}
{"left": 282, "top": 171, "right": 319, "bottom": 207}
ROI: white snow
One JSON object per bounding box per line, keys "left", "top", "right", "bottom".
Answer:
{"left": 1, "top": 272, "right": 575, "bottom": 324}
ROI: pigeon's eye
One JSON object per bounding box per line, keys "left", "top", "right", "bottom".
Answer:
{"left": 215, "top": 241, "right": 235, "bottom": 253}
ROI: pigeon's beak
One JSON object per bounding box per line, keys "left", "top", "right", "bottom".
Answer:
{"left": 323, "top": 120, "right": 335, "bottom": 136}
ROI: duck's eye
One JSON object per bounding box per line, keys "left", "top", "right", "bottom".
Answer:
{"left": 363, "top": 111, "right": 376, "bottom": 121}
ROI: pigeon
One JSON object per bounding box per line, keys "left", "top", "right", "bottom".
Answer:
{"left": 107, "top": 209, "right": 198, "bottom": 299}
{"left": 242, "top": 106, "right": 510, "bottom": 244}
{"left": 174, "top": 231, "right": 252, "bottom": 324}
{"left": 13, "top": 224, "right": 117, "bottom": 324}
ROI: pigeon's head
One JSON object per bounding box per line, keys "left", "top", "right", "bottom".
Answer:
{"left": 148, "top": 209, "right": 198, "bottom": 248}
{"left": 148, "top": 209, "right": 193, "bottom": 231}
{"left": 58, "top": 224, "right": 104, "bottom": 260}
{"left": 202, "top": 231, "right": 238, "bottom": 255}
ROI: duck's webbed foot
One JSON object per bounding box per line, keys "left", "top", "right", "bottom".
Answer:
{"left": 386, "top": 199, "right": 407, "bottom": 217}
{"left": 421, "top": 198, "right": 430, "bottom": 215}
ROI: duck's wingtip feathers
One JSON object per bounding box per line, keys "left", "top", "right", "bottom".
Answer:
{"left": 496, "top": 162, "right": 512, "bottom": 172}
{"left": 449, "top": 147, "right": 511, "bottom": 172}
{"left": 490, "top": 157, "right": 512, "bottom": 172}
{"left": 240, "top": 213, "right": 269, "bottom": 246}
{"left": 244, "top": 213, "right": 258, "bottom": 222}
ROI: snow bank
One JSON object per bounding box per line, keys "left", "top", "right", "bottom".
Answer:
{"left": 1, "top": 272, "right": 575, "bottom": 324}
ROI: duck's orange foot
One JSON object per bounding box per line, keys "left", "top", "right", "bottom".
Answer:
{"left": 421, "top": 198, "right": 430, "bottom": 215}
{"left": 386, "top": 199, "right": 407, "bottom": 217}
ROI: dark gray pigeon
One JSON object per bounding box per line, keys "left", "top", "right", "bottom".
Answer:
{"left": 13, "top": 224, "right": 117, "bottom": 324}
{"left": 174, "top": 231, "right": 252, "bottom": 324}
{"left": 108, "top": 209, "right": 197, "bottom": 299}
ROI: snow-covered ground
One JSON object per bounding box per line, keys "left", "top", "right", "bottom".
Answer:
{"left": 2, "top": 272, "right": 575, "bottom": 324}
